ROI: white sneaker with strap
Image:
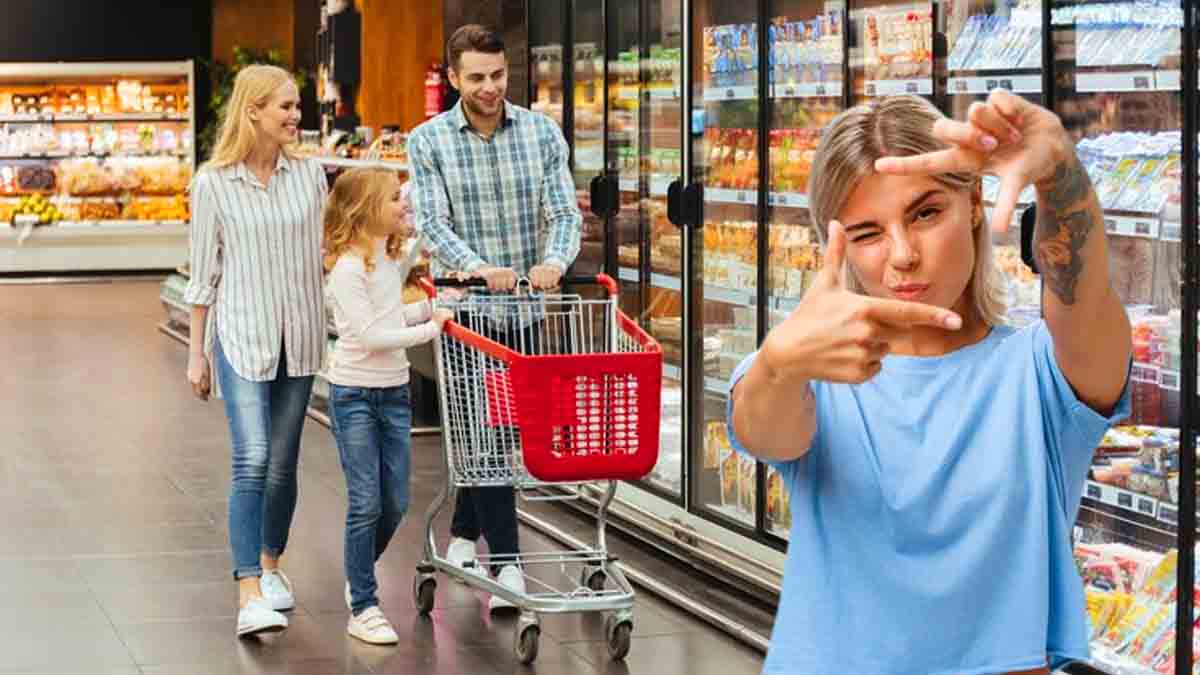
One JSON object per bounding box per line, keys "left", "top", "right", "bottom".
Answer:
{"left": 260, "top": 569, "right": 295, "bottom": 612}
{"left": 347, "top": 606, "right": 399, "bottom": 645}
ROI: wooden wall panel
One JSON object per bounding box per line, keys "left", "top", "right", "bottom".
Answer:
{"left": 212, "top": 0, "right": 296, "bottom": 66}
{"left": 354, "top": 0, "right": 444, "bottom": 132}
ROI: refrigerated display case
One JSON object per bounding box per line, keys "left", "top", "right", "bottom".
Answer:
{"left": 525, "top": 0, "right": 1200, "bottom": 670}
{"left": 0, "top": 61, "right": 195, "bottom": 273}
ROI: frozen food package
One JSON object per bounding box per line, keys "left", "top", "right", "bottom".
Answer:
{"left": 1116, "top": 153, "right": 1167, "bottom": 212}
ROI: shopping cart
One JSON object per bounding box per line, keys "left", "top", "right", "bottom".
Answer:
{"left": 414, "top": 273, "right": 662, "bottom": 664}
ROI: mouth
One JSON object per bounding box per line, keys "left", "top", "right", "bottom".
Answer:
{"left": 283, "top": 123, "right": 299, "bottom": 135}
{"left": 889, "top": 283, "right": 930, "bottom": 301}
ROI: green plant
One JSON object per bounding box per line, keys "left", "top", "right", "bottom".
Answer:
{"left": 198, "top": 46, "right": 310, "bottom": 159}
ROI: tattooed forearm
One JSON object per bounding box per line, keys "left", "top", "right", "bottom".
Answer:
{"left": 1035, "top": 156, "right": 1099, "bottom": 306}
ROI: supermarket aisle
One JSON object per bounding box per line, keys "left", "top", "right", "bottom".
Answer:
{"left": 0, "top": 279, "right": 766, "bottom": 675}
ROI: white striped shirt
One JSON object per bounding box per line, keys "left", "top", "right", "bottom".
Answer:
{"left": 184, "top": 154, "right": 327, "bottom": 388}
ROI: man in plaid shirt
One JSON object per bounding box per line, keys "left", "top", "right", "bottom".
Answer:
{"left": 408, "top": 24, "right": 582, "bottom": 611}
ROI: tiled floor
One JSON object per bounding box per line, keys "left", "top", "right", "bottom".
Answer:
{"left": 0, "top": 279, "right": 766, "bottom": 675}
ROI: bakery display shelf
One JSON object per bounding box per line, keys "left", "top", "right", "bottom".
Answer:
{"left": 0, "top": 222, "right": 188, "bottom": 238}
{"left": 312, "top": 156, "right": 408, "bottom": 171}
{"left": 0, "top": 112, "right": 189, "bottom": 124}
{"left": 0, "top": 151, "right": 190, "bottom": 161}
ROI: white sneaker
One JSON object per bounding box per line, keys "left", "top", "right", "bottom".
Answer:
{"left": 445, "top": 537, "right": 486, "bottom": 579}
{"left": 488, "top": 565, "right": 526, "bottom": 612}
{"left": 347, "top": 606, "right": 399, "bottom": 645}
{"left": 237, "top": 598, "right": 288, "bottom": 637}
{"left": 260, "top": 569, "right": 295, "bottom": 612}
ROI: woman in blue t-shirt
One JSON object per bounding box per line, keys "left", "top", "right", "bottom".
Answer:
{"left": 729, "top": 91, "right": 1131, "bottom": 675}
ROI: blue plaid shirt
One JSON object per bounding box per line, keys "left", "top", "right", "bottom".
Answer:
{"left": 409, "top": 100, "right": 582, "bottom": 278}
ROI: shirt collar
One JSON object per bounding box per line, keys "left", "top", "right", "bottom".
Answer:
{"left": 231, "top": 153, "right": 292, "bottom": 184}
{"left": 453, "top": 100, "right": 517, "bottom": 135}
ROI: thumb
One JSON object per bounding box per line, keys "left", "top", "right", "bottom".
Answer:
{"left": 818, "top": 220, "right": 847, "bottom": 288}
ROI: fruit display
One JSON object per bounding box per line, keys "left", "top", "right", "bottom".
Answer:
{"left": 79, "top": 200, "right": 121, "bottom": 221}
{"left": 11, "top": 193, "right": 64, "bottom": 224}
{"left": 0, "top": 81, "right": 189, "bottom": 116}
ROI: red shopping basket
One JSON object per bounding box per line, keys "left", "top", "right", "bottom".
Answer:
{"left": 426, "top": 274, "right": 663, "bottom": 483}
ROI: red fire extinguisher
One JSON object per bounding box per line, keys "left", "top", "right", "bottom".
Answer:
{"left": 424, "top": 62, "right": 446, "bottom": 120}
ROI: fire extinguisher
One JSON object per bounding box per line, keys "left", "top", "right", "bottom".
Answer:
{"left": 424, "top": 62, "right": 446, "bottom": 120}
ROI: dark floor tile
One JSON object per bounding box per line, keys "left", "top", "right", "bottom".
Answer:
{"left": 90, "top": 581, "right": 241, "bottom": 623}
{"left": 567, "top": 633, "right": 763, "bottom": 675}
{"left": 0, "top": 622, "right": 135, "bottom": 671}
{"left": 68, "top": 523, "right": 227, "bottom": 556}
{"left": 77, "top": 552, "right": 232, "bottom": 588}
{"left": 0, "top": 587, "right": 111, "bottom": 629}
{"left": 0, "top": 558, "right": 90, "bottom": 592}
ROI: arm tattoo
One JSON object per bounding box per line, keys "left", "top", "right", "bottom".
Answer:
{"left": 1034, "top": 156, "right": 1098, "bottom": 306}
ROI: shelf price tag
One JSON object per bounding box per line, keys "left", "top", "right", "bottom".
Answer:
{"left": 1160, "top": 369, "right": 1181, "bottom": 392}
{"left": 1136, "top": 496, "right": 1156, "bottom": 516}
{"left": 1131, "top": 363, "right": 1160, "bottom": 384}
{"left": 1158, "top": 504, "right": 1178, "bottom": 525}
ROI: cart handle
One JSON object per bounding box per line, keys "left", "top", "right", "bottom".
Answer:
{"left": 418, "top": 273, "right": 620, "bottom": 299}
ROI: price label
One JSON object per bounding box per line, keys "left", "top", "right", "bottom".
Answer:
{"left": 1131, "top": 363, "right": 1160, "bottom": 384}
{"left": 1086, "top": 483, "right": 1102, "bottom": 499}
{"left": 815, "top": 85, "right": 827, "bottom": 96}
{"left": 866, "top": 83, "right": 877, "bottom": 96}
{"left": 1134, "top": 76, "right": 1151, "bottom": 90}
{"left": 1117, "top": 491, "right": 1133, "bottom": 508}
{"left": 953, "top": 79, "right": 968, "bottom": 92}
{"left": 783, "top": 86, "right": 796, "bottom": 97}
{"left": 1161, "top": 370, "right": 1181, "bottom": 392}
{"left": 737, "top": 192, "right": 750, "bottom": 203}
{"left": 905, "top": 81, "right": 918, "bottom": 93}
{"left": 1137, "top": 497, "right": 1156, "bottom": 515}
{"left": 725, "top": 89, "right": 735, "bottom": 99}
{"left": 1159, "top": 505, "right": 1178, "bottom": 525}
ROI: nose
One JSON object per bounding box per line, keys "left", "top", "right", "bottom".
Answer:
{"left": 887, "top": 225, "right": 920, "bottom": 270}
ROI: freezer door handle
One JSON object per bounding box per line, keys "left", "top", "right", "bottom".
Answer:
{"left": 668, "top": 180, "right": 704, "bottom": 229}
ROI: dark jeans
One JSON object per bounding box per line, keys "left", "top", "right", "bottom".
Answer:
{"left": 448, "top": 313, "right": 547, "bottom": 574}
{"left": 329, "top": 384, "right": 412, "bottom": 615}
{"left": 213, "top": 336, "right": 314, "bottom": 580}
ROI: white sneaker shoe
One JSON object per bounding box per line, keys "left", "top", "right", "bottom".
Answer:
{"left": 488, "top": 564, "right": 526, "bottom": 612}
{"left": 237, "top": 598, "right": 288, "bottom": 637}
{"left": 445, "top": 537, "right": 486, "bottom": 579}
{"left": 347, "top": 606, "right": 399, "bottom": 645}
{"left": 260, "top": 569, "right": 295, "bottom": 611}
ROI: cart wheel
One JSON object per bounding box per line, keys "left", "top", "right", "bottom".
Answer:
{"left": 414, "top": 578, "right": 436, "bottom": 615}
{"left": 583, "top": 567, "right": 607, "bottom": 592}
{"left": 515, "top": 624, "right": 540, "bottom": 664}
{"left": 607, "top": 620, "right": 633, "bottom": 660}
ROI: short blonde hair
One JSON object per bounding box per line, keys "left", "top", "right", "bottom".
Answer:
{"left": 323, "top": 168, "right": 404, "bottom": 274}
{"left": 807, "top": 95, "right": 1007, "bottom": 326}
{"left": 202, "top": 64, "right": 297, "bottom": 172}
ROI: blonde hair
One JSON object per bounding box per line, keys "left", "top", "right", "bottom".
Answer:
{"left": 323, "top": 168, "right": 404, "bottom": 274}
{"left": 202, "top": 64, "right": 298, "bottom": 172}
{"left": 807, "top": 95, "right": 1006, "bottom": 326}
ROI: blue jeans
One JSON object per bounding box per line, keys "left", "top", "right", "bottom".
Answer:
{"left": 213, "top": 336, "right": 314, "bottom": 580}
{"left": 329, "top": 383, "right": 412, "bottom": 615}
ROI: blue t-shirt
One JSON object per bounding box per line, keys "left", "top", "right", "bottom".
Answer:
{"left": 727, "top": 322, "right": 1130, "bottom": 675}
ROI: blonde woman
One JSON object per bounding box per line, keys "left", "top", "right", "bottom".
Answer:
{"left": 183, "top": 64, "right": 327, "bottom": 637}
{"left": 729, "top": 91, "right": 1131, "bottom": 674}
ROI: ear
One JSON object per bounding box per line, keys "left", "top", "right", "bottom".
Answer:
{"left": 447, "top": 67, "right": 461, "bottom": 92}
{"left": 246, "top": 103, "right": 260, "bottom": 123}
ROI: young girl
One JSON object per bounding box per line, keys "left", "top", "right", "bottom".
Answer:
{"left": 323, "top": 168, "right": 451, "bottom": 645}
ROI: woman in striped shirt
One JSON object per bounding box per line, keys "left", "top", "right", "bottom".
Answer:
{"left": 183, "top": 64, "right": 328, "bottom": 637}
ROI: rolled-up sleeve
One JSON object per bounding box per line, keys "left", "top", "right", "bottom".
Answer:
{"left": 183, "top": 172, "right": 222, "bottom": 306}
